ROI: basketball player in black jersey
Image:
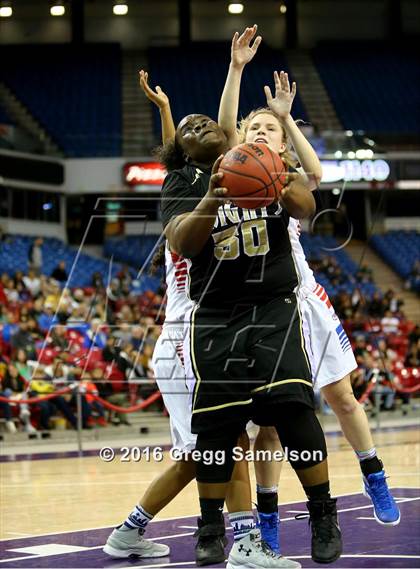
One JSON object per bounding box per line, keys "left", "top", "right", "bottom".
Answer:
{"left": 161, "top": 113, "right": 342, "bottom": 567}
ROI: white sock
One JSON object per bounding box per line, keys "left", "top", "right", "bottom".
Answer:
{"left": 123, "top": 504, "right": 153, "bottom": 529}
{"left": 228, "top": 511, "right": 255, "bottom": 541}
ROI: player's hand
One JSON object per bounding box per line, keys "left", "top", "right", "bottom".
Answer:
{"left": 277, "top": 171, "right": 300, "bottom": 202}
{"left": 264, "top": 71, "right": 296, "bottom": 121}
{"left": 139, "top": 69, "right": 170, "bottom": 110}
{"left": 231, "top": 25, "right": 262, "bottom": 69}
{"left": 207, "top": 155, "right": 229, "bottom": 206}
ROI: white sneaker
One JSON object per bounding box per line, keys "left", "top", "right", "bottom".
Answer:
{"left": 226, "top": 529, "right": 301, "bottom": 568}
{"left": 103, "top": 525, "right": 170, "bottom": 558}
{"left": 24, "top": 423, "right": 37, "bottom": 434}
{"left": 5, "top": 420, "right": 17, "bottom": 433}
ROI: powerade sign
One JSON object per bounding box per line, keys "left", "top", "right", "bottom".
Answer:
{"left": 124, "top": 162, "right": 167, "bottom": 187}
{"left": 320, "top": 159, "right": 391, "bottom": 183}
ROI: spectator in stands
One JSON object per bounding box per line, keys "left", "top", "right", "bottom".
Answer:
{"left": 356, "top": 263, "right": 373, "bottom": 283}
{"left": 79, "top": 371, "right": 107, "bottom": 427}
{"left": 367, "top": 359, "right": 396, "bottom": 412}
{"left": 408, "top": 325, "right": 420, "bottom": 348}
{"left": 405, "top": 260, "right": 420, "bottom": 292}
{"left": 30, "top": 367, "right": 77, "bottom": 430}
{"left": 2, "top": 363, "right": 35, "bottom": 433}
{"left": 37, "top": 303, "right": 58, "bottom": 333}
{"left": 374, "top": 338, "right": 398, "bottom": 363}
{"left": 4, "top": 278, "right": 19, "bottom": 303}
{"left": 353, "top": 336, "right": 368, "bottom": 364}
{"left": 48, "top": 324, "right": 70, "bottom": 352}
{"left": 13, "top": 348, "right": 33, "bottom": 381}
{"left": 91, "top": 366, "right": 131, "bottom": 426}
{"left": 28, "top": 237, "right": 43, "bottom": 275}
{"left": 368, "top": 291, "right": 385, "bottom": 318}
{"left": 384, "top": 289, "right": 404, "bottom": 314}
{"left": 51, "top": 260, "right": 68, "bottom": 283}
{"left": 381, "top": 310, "right": 400, "bottom": 335}
{"left": 117, "top": 264, "right": 132, "bottom": 289}
{"left": 92, "top": 271, "right": 105, "bottom": 290}
{"left": 405, "top": 339, "right": 420, "bottom": 367}
{"left": 82, "top": 318, "right": 107, "bottom": 350}
{"left": 22, "top": 269, "right": 41, "bottom": 298}
{"left": 11, "top": 319, "right": 37, "bottom": 360}
{"left": 130, "top": 325, "right": 144, "bottom": 350}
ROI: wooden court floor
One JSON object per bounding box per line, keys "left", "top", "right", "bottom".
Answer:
{"left": 1, "top": 427, "right": 419, "bottom": 539}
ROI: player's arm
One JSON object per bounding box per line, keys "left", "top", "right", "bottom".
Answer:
{"left": 139, "top": 69, "right": 176, "bottom": 143}
{"left": 265, "top": 71, "right": 322, "bottom": 190}
{"left": 163, "top": 157, "right": 228, "bottom": 258}
{"left": 279, "top": 173, "right": 316, "bottom": 219}
{"left": 218, "top": 25, "right": 262, "bottom": 148}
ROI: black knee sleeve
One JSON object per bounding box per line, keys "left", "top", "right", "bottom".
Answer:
{"left": 273, "top": 404, "right": 327, "bottom": 469}
{"left": 195, "top": 427, "right": 244, "bottom": 483}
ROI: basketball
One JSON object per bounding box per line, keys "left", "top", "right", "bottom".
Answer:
{"left": 219, "top": 142, "right": 286, "bottom": 209}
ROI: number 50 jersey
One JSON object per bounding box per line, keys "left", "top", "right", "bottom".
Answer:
{"left": 161, "top": 164, "right": 299, "bottom": 310}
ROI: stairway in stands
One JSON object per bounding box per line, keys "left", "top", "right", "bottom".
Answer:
{"left": 346, "top": 240, "right": 420, "bottom": 322}
{"left": 286, "top": 50, "right": 342, "bottom": 131}
{"left": 122, "top": 51, "right": 156, "bottom": 156}
{"left": 0, "top": 82, "right": 61, "bottom": 156}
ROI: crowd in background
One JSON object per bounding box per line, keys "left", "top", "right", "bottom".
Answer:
{"left": 0, "top": 244, "right": 418, "bottom": 434}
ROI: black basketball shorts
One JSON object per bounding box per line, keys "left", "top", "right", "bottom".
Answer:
{"left": 183, "top": 294, "right": 314, "bottom": 434}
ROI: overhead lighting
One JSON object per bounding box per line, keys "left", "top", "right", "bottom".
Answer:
{"left": 334, "top": 150, "right": 343, "bottom": 159}
{"left": 280, "top": 4, "right": 287, "bottom": 14}
{"left": 345, "top": 130, "right": 353, "bottom": 137}
{"left": 50, "top": 2, "right": 65, "bottom": 16}
{"left": 113, "top": 2, "right": 128, "bottom": 15}
{"left": 0, "top": 3, "right": 12, "bottom": 17}
{"left": 228, "top": 3, "right": 244, "bottom": 14}
{"left": 332, "top": 188, "right": 341, "bottom": 196}
{"left": 347, "top": 151, "right": 356, "bottom": 159}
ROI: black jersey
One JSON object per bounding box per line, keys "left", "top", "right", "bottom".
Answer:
{"left": 161, "top": 164, "right": 298, "bottom": 309}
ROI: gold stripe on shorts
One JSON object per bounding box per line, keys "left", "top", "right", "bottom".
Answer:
{"left": 252, "top": 378, "right": 313, "bottom": 394}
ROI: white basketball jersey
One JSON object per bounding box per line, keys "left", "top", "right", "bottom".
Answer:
{"left": 163, "top": 242, "right": 193, "bottom": 326}
{"left": 288, "top": 218, "right": 316, "bottom": 288}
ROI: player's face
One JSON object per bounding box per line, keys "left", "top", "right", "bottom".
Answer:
{"left": 245, "top": 113, "right": 286, "bottom": 154}
{"left": 176, "top": 114, "right": 227, "bottom": 164}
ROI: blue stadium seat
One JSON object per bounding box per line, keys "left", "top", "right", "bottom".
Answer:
{"left": 371, "top": 231, "right": 420, "bottom": 291}
{"left": 313, "top": 42, "right": 420, "bottom": 134}
{"left": 0, "top": 44, "right": 122, "bottom": 157}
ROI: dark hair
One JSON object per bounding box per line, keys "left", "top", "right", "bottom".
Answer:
{"left": 149, "top": 242, "right": 166, "bottom": 275}
{"left": 154, "top": 137, "right": 186, "bottom": 172}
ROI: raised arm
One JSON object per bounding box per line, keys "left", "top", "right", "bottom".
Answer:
{"left": 218, "top": 26, "right": 261, "bottom": 148}
{"left": 265, "top": 71, "right": 323, "bottom": 190}
{"left": 139, "top": 69, "right": 176, "bottom": 143}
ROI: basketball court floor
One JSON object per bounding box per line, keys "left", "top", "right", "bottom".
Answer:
{"left": 1, "top": 425, "right": 419, "bottom": 568}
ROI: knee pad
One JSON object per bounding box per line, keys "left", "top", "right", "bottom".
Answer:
{"left": 274, "top": 404, "right": 327, "bottom": 470}
{"left": 195, "top": 428, "right": 243, "bottom": 484}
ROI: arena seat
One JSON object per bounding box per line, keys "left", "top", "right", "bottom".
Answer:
{"left": 313, "top": 42, "right": 420, "bottom": 134}
{"left": 300, "top": 233, "right": 379, "bottom": 299}
{"left": 370, "top": 231, "right": 420, "bottom": 290}
{"left": 148, "top": 43, "right": 308, "bottom": 139}
{"left": 0, "top": 44, "right": 122, "bottom": 157}
{"left": 0, "top": 235, "right": 154, "bottom": 290}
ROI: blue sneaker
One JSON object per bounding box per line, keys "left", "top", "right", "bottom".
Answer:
{"left": 257, "top": 511, "right": 280, "bottom": 553}
{"left": 363, "top": 470, "right": 401, "bottom": 525}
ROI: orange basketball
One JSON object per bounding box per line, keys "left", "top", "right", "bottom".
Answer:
{"left": 219, "top": 142, "right": 286, "bottom": 209}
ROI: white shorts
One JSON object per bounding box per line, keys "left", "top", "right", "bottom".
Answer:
{"left": 298, "top": 283, "right": 357, "bottom": 389}
{"left": 151, "top": 326, "right": 196, "bottom": 452}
